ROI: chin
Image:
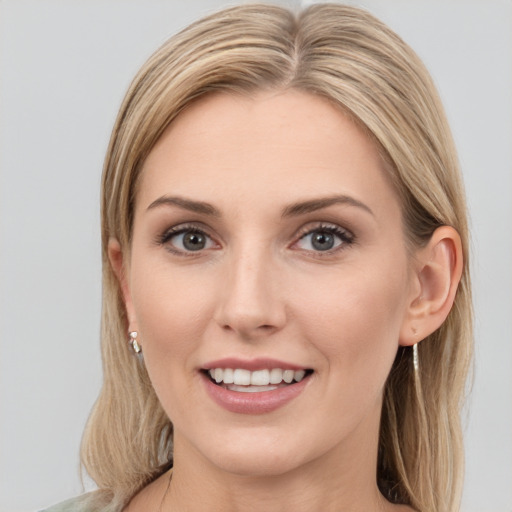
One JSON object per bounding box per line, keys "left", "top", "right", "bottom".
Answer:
{"left": 208, "top": 450, "right": 305, "bottom": 478}
{"left": 188, "top": 426, "right": 321, "bottom": 478}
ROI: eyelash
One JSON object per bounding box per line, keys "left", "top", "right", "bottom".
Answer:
{"left": 156, "top": 222, "right": 355, "bottom": 256}
{"left": 293, "top": 223, "right": 355, "bottom": 255}
{"left": 157, "top": 223, "right": 217, "bottom": 255}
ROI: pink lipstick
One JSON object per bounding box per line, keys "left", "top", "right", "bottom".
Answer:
{"left": 201, "top": 358, "right": 313, "bottom": 414}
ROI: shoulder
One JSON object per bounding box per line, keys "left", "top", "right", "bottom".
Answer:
{"left": 40, "top": 492, "right": 119, "bottom": 512}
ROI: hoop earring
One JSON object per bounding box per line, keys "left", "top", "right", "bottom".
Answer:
{"left": 129, "top": 331, "right": 142, "bottom": 354}
{"left": 412, "top": 342, "right": 419, "bottom": 372}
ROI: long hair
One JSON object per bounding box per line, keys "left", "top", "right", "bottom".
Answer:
{"left": 81, "top": 4, "right": 472, "bottom": 511}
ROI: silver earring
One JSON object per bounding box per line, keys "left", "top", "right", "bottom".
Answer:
{"left": 129, "top": 331, "right": 142, "bottom": 354}
{"left": 412, "top": 342, "right": 419, "bottom": 372}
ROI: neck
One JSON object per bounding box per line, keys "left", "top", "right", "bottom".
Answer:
{"left": 170, "top": 458, "right": 386, "bottom": 512}
{"left": 166, "top": 410, "right": 390, "bottom": 512}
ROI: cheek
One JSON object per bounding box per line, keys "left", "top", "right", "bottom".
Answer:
{"left": 291, "top": 257, "right": 409, "bottom": 384}
{"left": 128, "top": 263, "right": 222, "bottom": 427}
{"left": 129, "top": 260, "right": 216, "bottom": 386}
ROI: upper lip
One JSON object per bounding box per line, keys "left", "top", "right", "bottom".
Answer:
{"left": 202, "top": 357, "right": 309, "bottom": 371}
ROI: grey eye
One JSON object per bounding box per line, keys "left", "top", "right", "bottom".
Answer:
{"left": 295, "top": 227, "right": 351, "bottom": 252}
{"left": 182, "top": 231, "right": 207, "bottom": 251}
{"left": 168, "top": 230, "right": 214, "bottom": 252}
{"left": 310, "top": 231, "right": 336, "bottom": 251}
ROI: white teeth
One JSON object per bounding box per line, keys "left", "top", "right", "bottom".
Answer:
{"left": 223, "top": 368, "right": 234, "bottom": 384}
{"left": 207, "top": 367, "right": 309, "bottom": 386}
{"left": 269, "top": 368, "right": 283, "bottom": 384}
{"left": 251, "top": 369, "right": 270, "bottom": 386}
{"left": 228, "top": 384, "right": 278, "bottom": 393}
{"left": 283, "top": 370, "right": 294, "bottom": 383}
{"left": 294, "top": 370, "right": 306, "bottom": 382}
{"left": 233, "top": 369, "right": 251, "bottom": 386}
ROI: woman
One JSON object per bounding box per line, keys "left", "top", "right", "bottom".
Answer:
{"left": 43, "top": 3, "right": 472, "bottom": 512}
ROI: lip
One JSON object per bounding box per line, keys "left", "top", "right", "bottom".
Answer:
{"left": 202, "top": 357, "right": 306, "bottom": 371}
{"left": 200, "top": 366, "right": 312, "bottom": 415}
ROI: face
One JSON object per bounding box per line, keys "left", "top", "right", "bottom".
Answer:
{"left": 121, "top": 90, "right": 415, "bottom": 477}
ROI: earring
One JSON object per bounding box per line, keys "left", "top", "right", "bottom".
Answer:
{"left": 412, "top": 342, "right": 419, "bottom": 372}
{"left": 129, "top": 331, "right": 142, "bottom": 354}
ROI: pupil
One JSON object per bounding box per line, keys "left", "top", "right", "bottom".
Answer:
{"left": 312, "top": 231, "right": 334, "bottom": 251}
{"left": 183, "top": 232, "right": 206, "bottom": 251}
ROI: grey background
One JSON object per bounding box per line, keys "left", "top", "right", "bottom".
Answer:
{"left": 0, "top": 1, "right": 510, "bottom": 511}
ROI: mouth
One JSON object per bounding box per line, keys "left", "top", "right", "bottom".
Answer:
{"left": 202, "top": 367, "right": 314, "bottom": 393}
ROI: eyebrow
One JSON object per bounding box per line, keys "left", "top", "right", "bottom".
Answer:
{"left": 281, "top": 195, "right": 374, "bottom": 218}
{"left": 146, "top": 195, "right": 220, "bottom": 216}
{"left": 146, "top": 193, "right": 374, "bottom": 218}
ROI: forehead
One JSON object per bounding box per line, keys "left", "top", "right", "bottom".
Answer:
{"left": 138, "top": 90, "right": 400, "bottom": 220}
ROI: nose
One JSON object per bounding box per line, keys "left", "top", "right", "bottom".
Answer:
{"left": 213, "top": 248, "right": 287, "bottom": 340}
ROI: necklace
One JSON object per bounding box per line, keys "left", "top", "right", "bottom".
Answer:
{"left": 157, "top": 469, "right": 173, "bottom": 512}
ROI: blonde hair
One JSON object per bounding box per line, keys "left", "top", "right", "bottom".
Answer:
{"left": 81, "top": 4, "right": 472, "bottom": 511}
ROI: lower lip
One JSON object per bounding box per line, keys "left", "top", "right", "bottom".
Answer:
{"left": 202, "top": 372, "right": 310, "bottom": 415}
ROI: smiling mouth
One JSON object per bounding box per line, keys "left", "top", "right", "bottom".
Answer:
{"left": 203, "top": 368, "right": 314, "bottom": 393}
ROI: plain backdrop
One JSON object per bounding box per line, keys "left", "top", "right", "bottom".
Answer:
{"left": 0, "top": 1, "right": 511, "bottom": 511}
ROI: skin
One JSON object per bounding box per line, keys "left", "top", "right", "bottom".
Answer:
{"left": 112, "top": 90, "right": 462, "bottom": 512}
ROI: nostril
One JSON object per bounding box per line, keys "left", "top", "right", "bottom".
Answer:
{"left": 218, "top": 321, "right": 280, "bottom": 337}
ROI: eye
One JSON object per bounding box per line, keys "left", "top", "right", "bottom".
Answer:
{"left": 294, "top": 224, "right": 354, "bottom": 253}
{"left": 159, "top": 225, "right": 217, "bottom": 254}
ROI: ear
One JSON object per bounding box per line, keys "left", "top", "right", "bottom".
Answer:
{"left": 108, "top": 238, "right": 138, "bottom": 332}
{"left": 399, "top": 226, "right": 463, "bottom": 346}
